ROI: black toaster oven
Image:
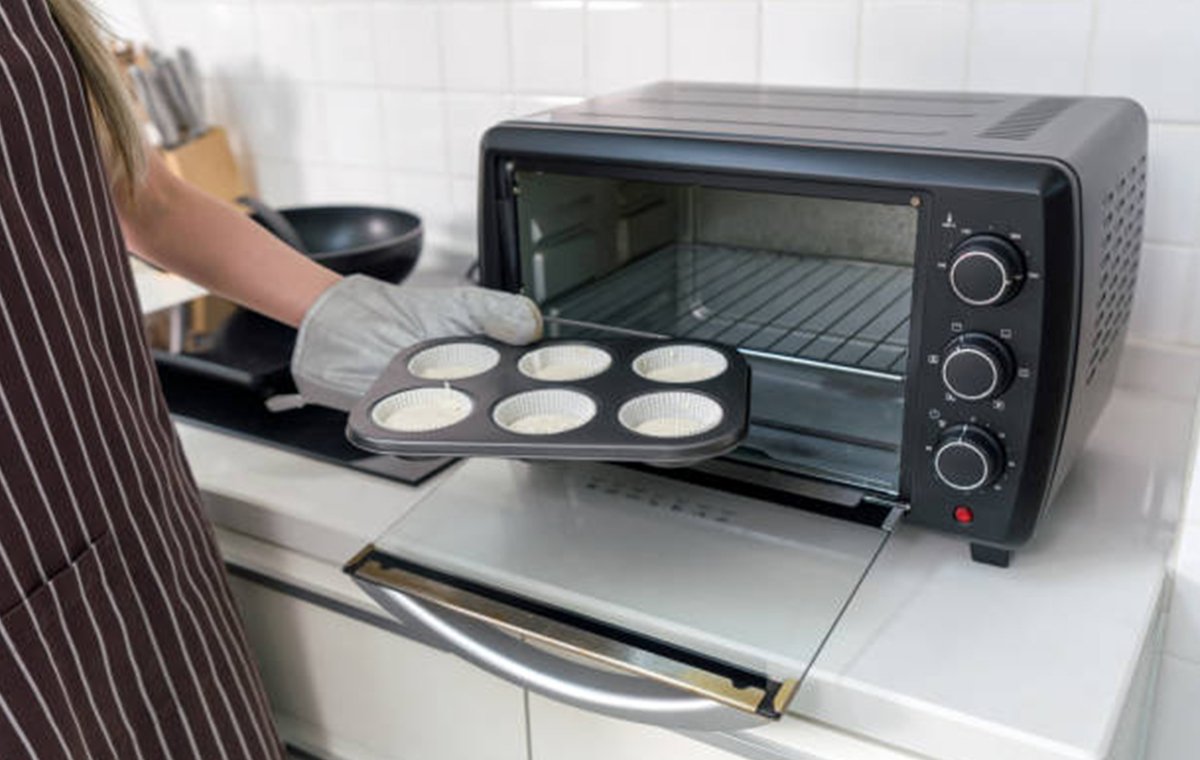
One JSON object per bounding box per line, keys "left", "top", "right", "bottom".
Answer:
{"left": 477, "top": 82, "right": 1147, "bottom": 566}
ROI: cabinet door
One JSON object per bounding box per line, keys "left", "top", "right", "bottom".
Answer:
{"left": 228, "top": 575, "right": 528, "bottom": 760}
{"left": 528, "top": 694, "right": 745, "bottom": 760}
{"left": 350, "top": 459, "right": 896, "bottom": 730}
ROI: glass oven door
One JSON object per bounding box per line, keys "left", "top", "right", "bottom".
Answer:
{"left": 348, "top": 457, "right": 899, "bottom": 727}
{"left": 349, "top": 167, "right": 916, "bottom": 727}
{"left": 512, "top": 170, "right": 922, "bottom": 497}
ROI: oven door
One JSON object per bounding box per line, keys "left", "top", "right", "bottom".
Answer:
{"left": 347, "top": 458, "right": 900, "bottom": 730}
{"left": 492, "top": 163, "right": 929, "bottom": 499}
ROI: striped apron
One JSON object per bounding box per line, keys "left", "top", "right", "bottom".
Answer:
{"left": 0, "top": 1, "right": 284, "bottom": 757}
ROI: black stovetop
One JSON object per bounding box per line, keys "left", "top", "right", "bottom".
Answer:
{"left": 158, "top": 361, "right": 453, "bottom": 486}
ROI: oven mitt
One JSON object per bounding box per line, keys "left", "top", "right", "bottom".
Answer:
{"left": 291, "top": 274, "right": 543, "bottom": 411}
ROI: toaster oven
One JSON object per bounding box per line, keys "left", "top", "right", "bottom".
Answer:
{"left": 477, "top": 82, "right": 1147, "bottom": 567}
{"left": 347, "top": 84, "right": 1148, "bottom": 727}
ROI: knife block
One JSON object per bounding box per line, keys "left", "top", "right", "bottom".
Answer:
{"left": 160, "top": 126, "right": 250, "bottom": 205}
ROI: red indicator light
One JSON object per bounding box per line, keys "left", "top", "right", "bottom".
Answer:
{"left": 953, "top": 505, "right": 974, "bottom": 524}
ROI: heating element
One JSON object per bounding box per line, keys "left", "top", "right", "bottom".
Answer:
{"left": 544, "top": 243, "right": 912, "bottom": 377}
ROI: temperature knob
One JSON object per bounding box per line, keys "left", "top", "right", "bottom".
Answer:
{"left": 948, "top": 234, "right": 1025, "bottom": 306}
{"left": 941, "top": 333, "right": 1014, "bottom": 401}
{"left": 934, "top": 425, "right": 1004, "bottom": 492}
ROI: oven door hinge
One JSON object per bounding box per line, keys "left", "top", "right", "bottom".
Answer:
{"left": 500, "top": 160, "right": 519, "bottom": 199}
{"left": 862, "top": 495, "right": 909, "bottom": 533}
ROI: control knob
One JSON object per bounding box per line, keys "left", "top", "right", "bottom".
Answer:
{"left": 933, "top": 424, "right": 1004, "bottom": 492}
{"left": 948, "top": 234, "right": 1025, "bottom": 306}
{"left": 941, "top": 332, "right": 1014, "bottom": 401}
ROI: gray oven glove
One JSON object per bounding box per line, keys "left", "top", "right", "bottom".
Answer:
{"left": 291, "top": 274, "right": 543, "bottom": 411}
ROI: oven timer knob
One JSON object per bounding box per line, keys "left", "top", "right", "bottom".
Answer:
{"left": 941, "top": 332, "right": 1014, "bottom": 401}
{"left": 948, "top": 234, "right": 1025, "bottom": 306}
{"left": 933, "top": 424, "right": 1004, "bottom": 492}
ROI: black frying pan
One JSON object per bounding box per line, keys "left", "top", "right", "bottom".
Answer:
{"left": 238, "top": 197, "right": 423, "bottom": 282}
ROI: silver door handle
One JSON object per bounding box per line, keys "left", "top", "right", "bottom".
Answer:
{"left": 348, "top": 547, "right": 792, "bottom": 731}
{"left": 358, "top": 579, "right": 768, "bottom": 732}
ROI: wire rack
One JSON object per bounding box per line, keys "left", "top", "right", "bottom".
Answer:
{"left": 545, "top": 243, "right": 913, "bottom": 376}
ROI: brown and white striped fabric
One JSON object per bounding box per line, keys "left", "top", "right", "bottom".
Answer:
{"left": 0, "top": 1, "right": 285, "bottom": 757}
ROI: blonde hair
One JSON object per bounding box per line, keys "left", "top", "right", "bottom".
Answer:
{"left": 47, "top": 0, "right": 146, "bottom": 193}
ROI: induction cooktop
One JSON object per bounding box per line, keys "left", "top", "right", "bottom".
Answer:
{"left": 157, "top": 358, "right": 453, "bottom": 486}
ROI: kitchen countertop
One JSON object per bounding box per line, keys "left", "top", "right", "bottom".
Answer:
{"left": 131, "top": 257, "right": 208, "bottom": 313}
{"left": 179, "top": 339, "right": 1200, "bottom": 760}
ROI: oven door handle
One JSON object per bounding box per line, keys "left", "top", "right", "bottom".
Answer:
{"left": 362, "top": 583, "right": 765, "bottom": 731}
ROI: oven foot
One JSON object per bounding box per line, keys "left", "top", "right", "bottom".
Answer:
{"left": 970, "top": 543, "right": 1012, "bottom": 567}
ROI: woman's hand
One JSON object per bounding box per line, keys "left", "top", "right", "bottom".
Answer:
{"left": 291, "top": 275, "right": 543, "bottom": 411}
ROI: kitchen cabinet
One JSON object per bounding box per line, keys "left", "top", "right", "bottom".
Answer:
{"left": 224, "top": 555, "right": 527, "bottom": 760}
{"left": 527, "top": 694, "right": 744, "bottom": 760}
{"left": 215, "top": 528, "right": 932, "bottom": 760}
{"left": 525, "top": 694, "right": 938, "bottom": 760}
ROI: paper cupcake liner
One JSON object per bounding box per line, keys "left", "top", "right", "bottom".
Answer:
{"left": 372, "top": 387, "right": 473, "bottom": 432}
{"left": 408, "top": 342, "right": 501, "bottom": 381}
{"left": 518, "top": 344, "right": 612, "bottom": 382}
{"left": 493, "top": 389, "right": 597, "bottom": 436}
{"left": 632, "top": 345, "right": 729, "bottom": 384}
{"left": 618, "top": 391, "right": 724, "bottom": 438}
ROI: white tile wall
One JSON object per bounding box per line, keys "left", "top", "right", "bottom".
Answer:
{"left": 668, "top": 1, "right": 759, "bottom": 83}
{"left": 106, "top": 1, "right": 1200, "bottom": 755}
{"left": 312, "top": 3, "right": 377, "bottom": 86}
{"left": 859, "top": 0, "right": 971, "bottom": 90}
{"left": 967, "top": 0, "right": 1092, "bottom": 95}
{"left": 761, "top": 0, "right": 859, "bottom": 88}
{"left": 372, "top": 2, "right": 443, "bottom": 90}
{"left": 511, "top": 1, "right": 586, "bottom": 95}
{"left": 586, "top": 1, "right": 669, "bottom": 93}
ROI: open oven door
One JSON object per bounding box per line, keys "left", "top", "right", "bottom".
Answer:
{"left": 346, "top": 458, "right": 901, "bottom": 731}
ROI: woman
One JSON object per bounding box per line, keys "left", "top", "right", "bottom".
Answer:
{"left": 0, "top": 1, "right": 541, "bottom": 758}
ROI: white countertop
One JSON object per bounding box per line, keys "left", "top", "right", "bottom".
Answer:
{"left": 180, "top": 341, "right": 1200, "bottom": 760}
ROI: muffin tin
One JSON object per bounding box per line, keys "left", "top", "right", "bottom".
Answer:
{"left": 346, "top": 337, "right": 750, "bottom": 463}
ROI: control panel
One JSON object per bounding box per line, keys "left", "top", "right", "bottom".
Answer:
{"left": 906, "top": 200, "right": 1047, "bottom": 552}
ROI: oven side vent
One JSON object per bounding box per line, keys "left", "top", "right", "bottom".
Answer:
{"left": 977, "top": 97, "right": 1076, "bottom": 140}
{"left": 1086, "top": 155, "right": 1147, "bottom": 385}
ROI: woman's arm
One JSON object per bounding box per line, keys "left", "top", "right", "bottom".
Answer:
{"left": 116, "top": 153, "right": 341, "bottom": 327}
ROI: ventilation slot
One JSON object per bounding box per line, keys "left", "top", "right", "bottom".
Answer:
{"left": 1086, "top": 156, "right": 1147, "bottom": 385}
{"left": 978, "top": 97, "right": 1075, "bottom": 140}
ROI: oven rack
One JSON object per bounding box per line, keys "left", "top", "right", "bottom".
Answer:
{"left": 544, "top": 243, "right": 913, "bottom": 377}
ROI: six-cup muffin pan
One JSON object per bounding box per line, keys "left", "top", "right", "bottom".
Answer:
{"left": 346, "top": 337, "right": 751, "bottom": 463}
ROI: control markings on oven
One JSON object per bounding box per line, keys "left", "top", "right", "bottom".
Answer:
{"left": 584, "top": 474, "right": 748, "bottom": 534}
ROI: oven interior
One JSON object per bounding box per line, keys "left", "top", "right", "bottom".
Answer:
{"left": 512, "top": 170, "right": 919, "bottom": 496}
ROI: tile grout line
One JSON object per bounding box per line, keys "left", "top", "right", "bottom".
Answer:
{"left": 755, "top": 0, "right": 763, "bottom": 84}
{"left": 1081, "top": 0, "right": 1100, "bottom": 93}
{"left": 853, "top": 0, "right": 866, "bottom": 87}
{"left": 962, "top": 0, "right": 976, "bottom": 89}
